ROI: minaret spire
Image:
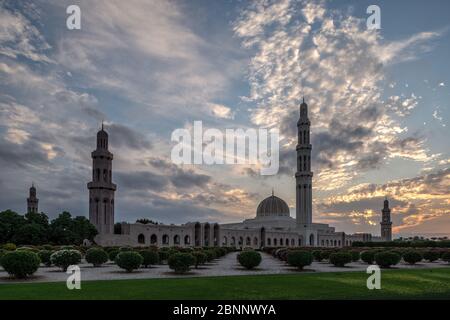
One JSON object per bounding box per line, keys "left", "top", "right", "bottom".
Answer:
{"left": 296, "top": 96, "right": 313, "bottom": 230}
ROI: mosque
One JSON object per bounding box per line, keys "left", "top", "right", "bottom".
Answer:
{"left": 27, "top": 99, "right": 390, "bottom": 248}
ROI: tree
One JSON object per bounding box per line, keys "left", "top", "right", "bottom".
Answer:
{"left": 0, "top": 210, "right": 26, "bottom": 243}
{"left": 12, "top": 223, "right": 48, "bottom": 245}
{"left": 49, "top": 212, "right": 97, "bottom": 245}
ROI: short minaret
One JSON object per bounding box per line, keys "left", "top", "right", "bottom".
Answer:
{"left": 296, "top": 98, "right": 313, "bottom": 226}
{"left": 381, "top": 198, "right": 392, "bottom": 241}
{"left": 87, "top": 124, "right": 117, "bottom": 234}
{"left": 27, "top": 183, "right": 39, "bottom": 213}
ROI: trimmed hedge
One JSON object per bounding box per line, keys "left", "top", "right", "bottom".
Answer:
{"left": 1, "top": 250, "right": 41, "bottom": 278}
{"left": 423, "top": 251, "right": 440, "bottom": 262}
{"left": 360, "top": 250, "right": 376, "bottom": 264}
{"left": 168, "top": 253, "right": 195, "bottom": 274}
{"left": 38, "top": 250, "right": 53, "bottom": 267}
{"left": 139, "top": 250, "right": 159, "bottom": 268}
{"left": 50, "top": 249, "right": 82, "bottom": 271}
{"left": 237, "top": 251, "right": 262, "bottom": 270}
{"left": 115, "top": 251, "right": 143, "bottom": 272}
{"left": 329, "top": 252, "right": 352, "bottom": 267}
{"left": 441, "top": 252, "right": 450, "bottom": 264}
{"left": 192, "top": 251, "right": 207, "bottom": 268}
{"left": 349, "top": 250, "right": 360, "bottom": 262}
{"left": 312, "top": 250, "right": 323, "bottom": 262}
{"left": 287, "top": 250, "right": 313, "bottom": 270}
{"left": 375, "top": 251, "right": 401, "bottom": 268}
{"left": 402, "top": 250, "right": 422, "bottom": 265}
{"left": 108, "top": 249, "right": 120, "bottom": 261}
{"left": 2, "top": 243, "right": 17, "bottom": 251}
{"left": 85, "top": 248, "right": 108, "bottom": 267}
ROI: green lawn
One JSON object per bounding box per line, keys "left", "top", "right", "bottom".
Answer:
{"left": 1, "top": 268, "right": 450, "bottom": 300}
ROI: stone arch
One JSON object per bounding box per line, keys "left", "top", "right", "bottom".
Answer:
{"left": 204, "top": 223, "right": 210, "bottom": 247}
{"left": 326, "top": 239, "right": 329, "bottom": 247}
{"left": 231, "top": 236, "right": 236, "bottom": 246}
{"left": 173, "top": 234, "right": 180, "bottom": 245}
{"left": 274, "top": 238, "right": 278, "bottom": 246}
{"left": 267, "top": 238, "right": 272, "bottom": 246}
{"left": 260, "top": 227, "right": 266, "bottom": 247}
{"left": 309, "top": 234, "right": 314, "bottom": 246}
{"left": 253, "top": 237, "right": 258, "bottom": 246}
{"left": 213, "top": 223, "right": 220, "bottom": 247}
{"left": 137, "top": 233, "right": 145, "bottom": 244}
{"left": 184, "top": 235, "right": 190, "bottom": 245}
{"left": 162, "top": 234, "right": 169, "bottom": 245}
{"left": 298, "top": 238, "right": 302, "bottom": 246}
{"left": 279, "top": 238, "right": 283, "bottom": 246}
{"left": 150, "top": 234, "right": 157, "bottom": 244}
{"left": 222, "top": 236, "right": 228, "bottom": 246}
{"left": 194, "top": 222, "right": 201, "bottom": 246}
{"left": 238, "top": 236, "right": 243, "bottom": 246}
{"left": 246, "top": 237, "right": 251, "bottom": 246}
{"left": 291, "top": 239, "right": 295, "bottom": 246}
{"left": 334, "top": 240, "right": 337, "bottom": 247}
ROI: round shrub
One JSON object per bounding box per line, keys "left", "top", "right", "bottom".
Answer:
{"left": 1, "top": 250, "right": 40, "bottom": 278}
{"left": 0, "top": 249, "right": 5, "bottom": 266}
{"left": 139, "top": 250, "right": 159, "bottom": 268}
{"left": 237, "top": 251, "right": 262, "bottom": 270}
{"left": 287, "top": 250, "right": 313, "bottom": 270}
{"left": 441, "top": 252, "right": 450, "bottom": 264}
{"left": 349, "top": 250, "right": 360, "bottom": 262}
{"left": 192, "top": 251, "right": 207, "bottom": 268}
{"left": 312, "top": 250, "right": 323, "bottom": 262}
{"left": 115, "top": 251, "right": 143, "bottom": 272}
{"left": 403, "top": 250, "right": 422, "bottom": 265}
{"left": 423, "top": 251, "right": 440, "bottom": 262}
{"left": 50, "top": 249, "right": 82, "bottom": 271}
{"left": 360, "top": 250, "right": 376, "bottom": 264}
{"left": 321, "top": 250, "right": 331, "bottom": 260}
{"left": 375, "top": 251, "right": 401, "bottom": 268}
{"left": 17, "top": 247, "right": 38, "bottom": 253}
{"left": 38, "top": 250, "right": 53, "bottom": 267}
{"left": 2, "top": 243, "right": 16, "bottom": 251}
{"left": 168, "top": 253, "right": 195, "bottom": 274}
{"left": 158, "top": 250, "right": 170, "bottom": 263}
{"left": 204, "top": 250, "right": 217, "bottom": 262}
{"left": 329, "top": 252, "right": 352, "bottom": 267}
{"left": 108, "top": 249, "right": 120, "bottom": 261}
{"left": 85, "top": 248, "right": 108, "bottom": 267}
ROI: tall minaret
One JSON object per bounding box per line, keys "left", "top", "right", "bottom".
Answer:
{"left": 296, "top": 98, "right": 313, "bottom": 226}
{"left": 381, "top": 198, "right": 392, "bottom": 241}
{"left": 27, "top": 183, "right": 39, "bottom": 213}
{"left": 87, "top": 124, "right": 116, "bottom": 234}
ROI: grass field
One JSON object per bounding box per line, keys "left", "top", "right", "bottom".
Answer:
{"left": 1, "top": 267, "right": 450, "bottom": 300}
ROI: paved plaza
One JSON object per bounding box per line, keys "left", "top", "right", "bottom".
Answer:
{"left": 1, "top": 252, "right": 449, "bottom": 284}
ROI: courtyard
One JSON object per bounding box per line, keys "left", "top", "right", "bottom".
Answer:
{"left": 1, "top": 251, "right": 449, "bottom": 284}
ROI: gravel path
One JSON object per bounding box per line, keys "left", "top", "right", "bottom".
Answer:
{"left": 0, "top": 252, "right": 448, "bottom": 284}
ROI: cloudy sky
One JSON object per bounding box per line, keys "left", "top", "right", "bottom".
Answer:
{"left": 0, "top": 0, "right": 449, "bottom": 238}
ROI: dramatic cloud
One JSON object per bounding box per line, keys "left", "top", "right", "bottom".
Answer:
{"left": 316, "top": 168, "right": 450, "bottom": 234}
{"left": 233, "top": 0, "right": 441, "bottom": 191}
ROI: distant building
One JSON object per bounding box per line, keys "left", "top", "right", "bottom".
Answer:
{"left": 27, "top": 183, "right": 39, "bottom": 213}
{"left": 88, "top": 99, "right": 391, "bottom": 247}
{"left": 381, "top": 198, "right": 393, "bottom": 241}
